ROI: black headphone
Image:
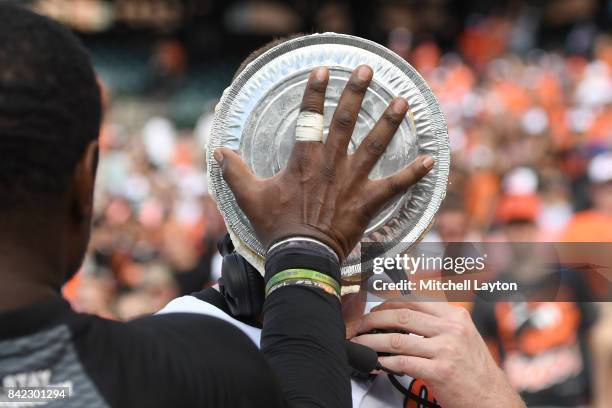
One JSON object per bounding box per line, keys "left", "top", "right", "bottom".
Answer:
{"left": 217, "top": 234, "right": 265, "bottom": 317}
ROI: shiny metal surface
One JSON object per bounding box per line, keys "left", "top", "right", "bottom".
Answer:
{"left": 208, "top": 33, "right": 450, "bottom": 278}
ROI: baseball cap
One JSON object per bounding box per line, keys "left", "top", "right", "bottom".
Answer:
{"left": 497, "top": 194, "right": 541, "bottom": 224}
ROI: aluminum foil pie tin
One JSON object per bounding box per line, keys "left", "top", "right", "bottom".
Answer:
{"left": 207, "top": 33, "right": 450, "bottom": 280}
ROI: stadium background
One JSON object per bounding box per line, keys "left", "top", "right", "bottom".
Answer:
{"left": 10, "top": 0, "right": 612, "bottom": 405}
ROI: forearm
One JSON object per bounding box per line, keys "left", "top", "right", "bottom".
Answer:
{"left": 157, "top": 263, "right": 350, "bottom": 408}
{"left": 261, "top": 239, "right": 351, "bottom": 408}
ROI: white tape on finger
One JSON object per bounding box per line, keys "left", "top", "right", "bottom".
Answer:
{"left": 295, "top": 111, "right": 324, "bottom": 142}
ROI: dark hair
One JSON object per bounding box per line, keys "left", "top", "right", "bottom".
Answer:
{"left": 233, "top": 34, "right": 305, "bottom": 80}
{"left": 0, "top": 4, "right": 101, "bottom": 210}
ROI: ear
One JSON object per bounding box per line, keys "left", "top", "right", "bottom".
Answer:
{"left": 69, "top": 140, "right": 99, "bottom": 223}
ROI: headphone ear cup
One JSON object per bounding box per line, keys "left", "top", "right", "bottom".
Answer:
{"left": 217, "top": 233, "right": 235, "bottom": 256}
{"left": 242, "top": 257, "right": 265, "bottom": 316}
{"left": 219, "top": 252, "right": 265, "bottom": 317}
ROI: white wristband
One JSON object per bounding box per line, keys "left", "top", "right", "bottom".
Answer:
{"left": 267, "top": 236, "right": 339, "bottom": 263}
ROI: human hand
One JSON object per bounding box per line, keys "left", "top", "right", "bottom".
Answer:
{"left": 214, "top": 65, "right": 433, "bottom": 261}
{"left": 350, "top": 301, "right": 525, "bottom": 408}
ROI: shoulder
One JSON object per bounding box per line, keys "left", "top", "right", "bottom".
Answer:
{"left": 158, "top": 294, "right": 262, "bottom": 345}
{"left": 69, "top": 308, "right": 268, "bottom": 407}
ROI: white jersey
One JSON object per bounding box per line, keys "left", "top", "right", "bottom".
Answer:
{"left": 158, "top": 295, "right": 439, "bottom": 408}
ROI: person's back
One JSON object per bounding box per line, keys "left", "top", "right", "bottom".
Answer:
{"left": 0, "top": 5, "right": 351, "bottom": 407}
{"left": 471, "top": 270, "right": 598, "bottom": 407}
{"left": 0, "top": 298, "right": 281, "bottom": 407}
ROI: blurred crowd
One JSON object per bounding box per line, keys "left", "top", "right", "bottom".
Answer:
{"left": 63, "top": 112, "right": 227, "bottom": 319}
{"left": 56, "top": 1, "right": 612, "bottom": 320}
{"left": 403, "top": 10, "right": 612, "bottom": 407}
{"left": 44, "top": 1, "right": 612, "bottom": 405}
{"left": 422, "top": 25, "right": 612, "bottom": 242}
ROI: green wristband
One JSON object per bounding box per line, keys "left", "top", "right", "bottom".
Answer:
{"left": 265, "top": 268, "right": 341, "bottom": 297}
{"left": 266, "top": 278, "right": 341, "bottom": 300}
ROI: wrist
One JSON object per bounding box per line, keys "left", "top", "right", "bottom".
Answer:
{"left": 265, "top": 269, "right": 341, "bottom": 300}
{"left": 264, "top": 224, "right": 348, "bottom": 261}
{"left": 265, "top": 238, "right": 341, "bottom": 285}
{"left": 268, "top": 236, "right": 339, "bottom": 263}
{"left": 486, "top": 366, "right": 525, "bottom": 408}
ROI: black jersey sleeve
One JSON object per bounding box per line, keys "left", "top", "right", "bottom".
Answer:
{"left": 72, "top": 241, "right": 350, "bottom": 408}
{"left": 72, "top": 312, "right": 286, "bottom": 408}
{"left": 261, "top": 240, "right": 351, "bottom": 408}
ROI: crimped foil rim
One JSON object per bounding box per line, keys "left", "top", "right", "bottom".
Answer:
{"left": 207, "top": 32, "right": 450, "bottom": 278}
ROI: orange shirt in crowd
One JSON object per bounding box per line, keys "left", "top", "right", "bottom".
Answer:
{"left": 562, "top": 210, "right": 612, "bottom": 242}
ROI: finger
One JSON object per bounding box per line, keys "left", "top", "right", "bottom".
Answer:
{"left": 214, "top": 147, "right": 258, "bottom": 198}
{"left": 374, "top": 301, "right": 473, "bottom": 325}
{"left": 352, "top": 97, "right": 409, "bottom": 175}
{"left": 356, "top": 308, "right": 447, "bottom": 338}
{"left": 366, "top": 155, "right": 433, "bottom": 212}
{"left": 300, "top": 67, "right": 329, "bottom": 115}
{"left": 372, "top": 300, "right": 459, "bottom": 319}
{"left": 288, "top": 67, "right": 329, "bottom": 167}
{"left": 378, "top": 355, "right": 436, "bottom": 381}
{"left": 351, "top": 333, "right": 435, "bottom": 359}
{"left": 326, "top": 65, "right": 373, "bottom": 156}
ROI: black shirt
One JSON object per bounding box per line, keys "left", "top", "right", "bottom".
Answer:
{"left": 0, "top": 243, "right": 350, "bottom": 407}
{"left": 0, "top": 297, "right": 285, "bottom": 407}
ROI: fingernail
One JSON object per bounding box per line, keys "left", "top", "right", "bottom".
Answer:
{"left": 422, "top": 155, "right": 434, "bottom": 170}
{"left": 213, "top": 149, "right": 224, "bottom": 165}
{"left": 392, "top": 98, "right": 408, "bottom": 115}
{"left": 356, "top": 65, "right": 373, "bottom": 82}
{"left": 315, "top": 67, "right": 328, "bottom": 82}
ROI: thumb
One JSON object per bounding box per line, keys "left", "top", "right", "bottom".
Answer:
{"left": 213, "top": 147, "right": 258, "bottom": 198}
